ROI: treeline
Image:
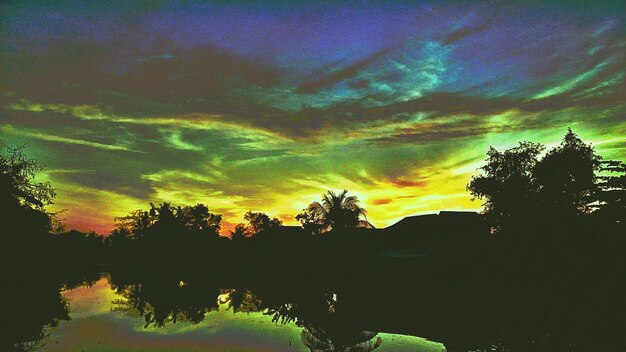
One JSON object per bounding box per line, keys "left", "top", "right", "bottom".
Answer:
{"left": 100, "top": 190, "right": 382, "bottom": 267}
{"left": 467, "top": 128, "right": 625, "bottom": 233}
{"left": 1, "top": 129, "right": 625, "bottom": 266}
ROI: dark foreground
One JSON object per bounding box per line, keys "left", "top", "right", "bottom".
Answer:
{"left": 3, "top": 217, "right": 625, "bottom": 352}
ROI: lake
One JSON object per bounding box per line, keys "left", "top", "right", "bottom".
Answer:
{"left": 10, "top": 272, "right": 447, "bottom": 352}
{"left": 5, "top": 241, "right": 622, "bottom": 352}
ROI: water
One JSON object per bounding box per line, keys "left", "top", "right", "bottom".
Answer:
{"left": 19, "top": 275, "right": 446, "bottom": 352}
{"left": 8, "top": 251, "right": 621, "bottom": 352}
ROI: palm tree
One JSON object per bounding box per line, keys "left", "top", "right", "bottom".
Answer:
{"left": 303, "top": 190, "right": 368, "bottom": 232}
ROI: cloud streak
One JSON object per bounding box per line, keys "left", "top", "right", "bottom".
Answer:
{"left": 1, "top": 0, "right": 625, "bottom": 233}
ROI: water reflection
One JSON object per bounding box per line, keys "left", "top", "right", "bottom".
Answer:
{"left": 4, "top": 249, "right": 422, "bottom": 352}
{"left": 220, "top": 290, "right": 384, "bottom": 351}
{"left": 4, "top": 268, "right": 444, "bottom": 351}
{"left": 110, "top": 277, "right": 220, "bottom": 327}
{"left": 2, "top": 266, "right": 100, "bottom": 352}
{"left": 4, "top": 277, "right": 69, "bottom": 352}
{"left": 105, "top": 272, "right": 399, "bottom": 352}
{"left": 8, "top": 259, "right": 622, "bottom": 352}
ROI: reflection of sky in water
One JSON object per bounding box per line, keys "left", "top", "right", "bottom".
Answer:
{"left": 42, "top": 278, "right": 445, "bottom": 351}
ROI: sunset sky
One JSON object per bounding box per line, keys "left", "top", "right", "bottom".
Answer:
{"left": 1, "top": 1, "right": 625, "bottom": 234}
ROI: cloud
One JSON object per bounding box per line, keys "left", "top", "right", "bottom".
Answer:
{"left": 0, "top": 125, "right": 143, "bottom": 153}
{"left": 1, "top": 38, "right": 285, "bottom": 117}
{"left": 389, "top": 179, "right": 428, "bottom": 188}
{"left": 442, "top": 22, "right": 492, "bottom": 45}
{"left": 372, "top": 198, "right": 393, "bottom": 205}
{"left": 165, "top": 131, "right": 204, "bottom": 151}
{"left": 296, "top": 45, "right": 400, "bottom": 93}
{"left": 1, "top": 0, "right": 625, "bottom": 234}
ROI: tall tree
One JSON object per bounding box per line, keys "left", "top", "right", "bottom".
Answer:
{"left": 467, "top": 142, "right": 544, "bottom": 230}
{"left": 534, "top": 129, "right": 601, "bottom": 216}
{"left": 0, "top": 145, "right": 56, "bottom": 237}
{"left": 468, "top": 129, "right": 610, "bottom": 232}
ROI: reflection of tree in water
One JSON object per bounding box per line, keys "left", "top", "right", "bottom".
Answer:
{"left": 3, "top": 269, "right": 101, "bottom": 352}
{"left": 302, "top": 328, "right": 381, "bottom": 352}
{"left": 221, "top": 289, "right": 382, "bottom": 352}
{"left": 110, "top": 275, "right": 220, "bottom": 328}
{"left": 4, "top": 280, "right": 69, "bottom": 352}
{"left": 219, "top": 289, "right": 263, "bottom": 313}
{"left": 291, "top": 294, "right": 382, "bottom": 352}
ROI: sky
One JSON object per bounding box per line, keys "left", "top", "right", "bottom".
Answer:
{"left": 1, "top": 0, "right": 625, "bottom": 234}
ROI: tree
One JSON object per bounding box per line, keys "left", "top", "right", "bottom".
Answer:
{"left": 467, "top": 142, "right": 544, "bottom": 230}
{"left": 146, "top": 202, "right": 181, "bottom": 241}
{"left": 107, "top": 227, "right": 133, "bottom": 246}
{"left": 593, "top": 160, "right": 626, "bottom": 226}
{"left": 230, "top": 223, "right": 250, "bottom": 241}
{"left": 468, "top": 129, "right": 607, "bottom": 232}
{"left": 534, "top": 129, "right": 601, "bottom": 216}
{"left": 243, "top": 211, "right": 282, "bottom": 236}
{"left": 112, "top": 202, "right": 222, "bottom": 243}
{"left": 113, "top": 209, "right": 152, "bottom": 240}
{"left": 178, "top": 204, "right": 221, "bottom": 238}
{"left": 0, "top": 145, "right": 56, "bottom": 236}
{"left": 0, "top": 145, "right": 56, "bottom": 209}
{"left": 297, "top": 190, "right": 367, "bottom": 233}
{"left": 296, "top": 205, "right": 326, "bottom": 235}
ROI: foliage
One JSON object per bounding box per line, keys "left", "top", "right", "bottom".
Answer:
{"left": 243, "top": 211, "right": 282, "bottom": 236}
{"left": 230, "top": 223, "right": 250, "bottom": 240}
{"left": 297, "top": 190, "right": 367, "bottom": 233}
{"left": 593, "top": 160, "right": 626, "bottom": 225}
{"left": 296, "top": 204, "right": 327, "bottom": 235}
{"left": 0, "top": 145, "right": 56, "bottom": 235}
{"left": 467, "top": 142, "right": 544, "bottom": 229}
{"left": 113, "top": 209, "right": 152, "bottom": 239}
{"left": 179, "top": 204, "right": 222, "bottom": 236}
{"left": 0, "top": 145, "right": 56, "bottom": 209}
{"left": 534, "top": 128, "right": 601, "bottom": 215}
{"left": 468, "top": 129, "right": 608, "bottom": 231}
{"left": 112, "top": 202, "right": 222, "bottom": 242}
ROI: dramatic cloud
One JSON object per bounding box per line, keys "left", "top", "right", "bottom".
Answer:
{"left": 1, "top": 0, "right": 625, "bottom": 233}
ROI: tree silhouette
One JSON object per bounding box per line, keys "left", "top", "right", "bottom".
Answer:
{"left": 1, "top": 145, "right": 57, "bottom": 242}
{"left": 534, "top": 129, "right": 601, "bottom": 216}
{"left": 145, "top": 202, "right": 181, "bottom": 241}
{"left": 593, "top": 159, "right": 626, "bottom": 226}
{"left": 243, "top": 211, "right": 282, "bottom": 236}
{"left": 0, "top": 145, "right": 56, "bottom": 209}
{"left": 297, "top": 190, "right": 367, "bottom": 233}
{"left": 111, "top": 202, "right": 222, "bottom": 246}
{"left": 467, "top": 142, "right": 544, "bottom": 231}
{"left": 230, "top": 223, "right": 250, "bottom": 240}
{"left": 466, "top": 129, "right": 626, "bottom": 239}
{"left": 296, "top": 206, "right": 326, "bottom": 235}
{"left": 179, "top": 204, "right": 222, "bottom": 238}
{"left": 113, "top": 209, "right": 152, "bottom": 240}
